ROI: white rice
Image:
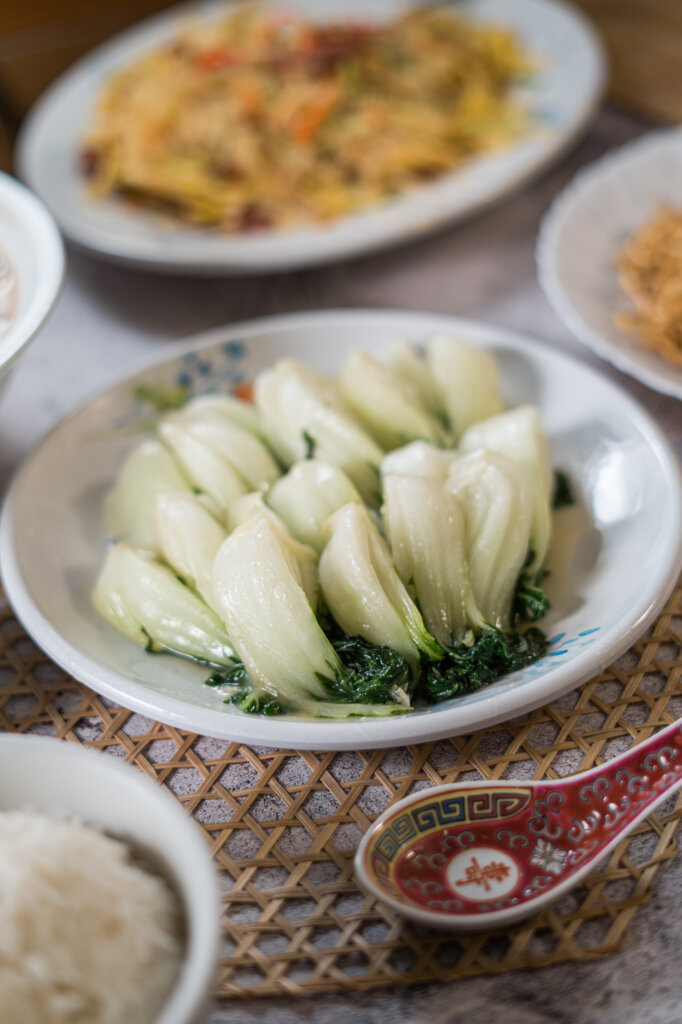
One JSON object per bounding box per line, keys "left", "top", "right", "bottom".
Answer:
{"left": 0, "top": 809, "right": 183, "bottom": 1024}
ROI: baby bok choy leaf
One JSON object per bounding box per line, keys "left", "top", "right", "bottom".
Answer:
{"left": 425, "top": 337, "right": 504, "bottom": 439}
{"left": 211, "top": 515, "right": 338, "bottom": 707}
{"left": 337, "top": 349, "right": 448, "bottom": 450}
{"left": 446, "top": 451, "right": 533, "bottom": 632}
{"left": 159, "top": 417, "right": 248, "bottom": 517}
{"left": 458, "top": 405, "right": 553, "bottom": 574}
{"left": 92, "top": 543, "right": 236, "bottom": 665}
{"left": 210, "top": 514, "right": 412, "bottom": 717}
{"left": 319, "top": 503, "right": 444, "bottom": 668}
{"left": 267, "top": 459, "right": 362, "bottom": 553}
{"left": 227, "top": 491, "right": 288, "bottom": 533}
{"left": 382, "top": 474, "right": 485, "bottom": 646}
{"left": 168, "top": 408, "right": 281, "bottom": 490}
{"left": 381, "top": 440, "right": 459, "bottom": 485}
{"left": 178, "top": 392, "right": 262, "bottom": 437}
{"left": 105, "top": 439, "right": 190, "bottom": 555}
{"left": 375, "top": 339, "right": 442, "bottom": 413}
{"left": 155, "top": 492, "right": 226, "bottom": 611}
{"left": 254, "top": 359, "right": 384, "bottom": 505}
{"left": 226, "top": 493, "right": 319, "bottom": 608}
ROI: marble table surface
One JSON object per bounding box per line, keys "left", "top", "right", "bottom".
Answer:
{"left": 1, "top": 108, "right": 681, "bottom": 1024}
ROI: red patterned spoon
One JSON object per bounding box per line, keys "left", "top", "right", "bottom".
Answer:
{"left": 355, "top": 719, "right": 682, "bottom": 929}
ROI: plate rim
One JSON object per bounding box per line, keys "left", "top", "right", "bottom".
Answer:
{"left": 16, "top": 0, "right": 606, "bottom": 274}
{"left": 1, "top": 308, "right": 681, "bottom": 750}
{"left": 536, "top": 127, "right": 682, "bottom": 400}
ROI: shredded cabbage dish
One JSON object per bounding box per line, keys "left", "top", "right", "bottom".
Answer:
{"left": 80, "top": 4, "right": 533, "bottom": 232}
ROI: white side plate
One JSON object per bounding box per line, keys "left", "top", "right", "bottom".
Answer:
{"left": 537, "top": 129, "right": 682, "bottom": 400}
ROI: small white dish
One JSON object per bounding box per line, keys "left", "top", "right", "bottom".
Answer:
{"left": 0, "top": 733, "right": 220, "bottom": 1024}
{"left": 17, "top": 0, "right": 605, "bottom": 274}
{"left": 1, "top": 309, "right": 681, "bottom": 751}
{"left": 0, "top": 172, "right": 64, "bottom": 394}
{"left": 537, "top": 128, "right": 682, "bottom": 400}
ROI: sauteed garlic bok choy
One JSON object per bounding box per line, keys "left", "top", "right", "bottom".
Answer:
{"left": 93, "top": 338, "right": 564, "bottom": 719}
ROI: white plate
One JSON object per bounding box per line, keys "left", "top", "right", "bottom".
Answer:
{"left": 1, "top": 310, "right": 681, "bottom": 750}
{"left": 537, "top": 129, "right": 682, "bottom": 400}
{"left": 17, "top": 0, "right": 605, "bottom": 274}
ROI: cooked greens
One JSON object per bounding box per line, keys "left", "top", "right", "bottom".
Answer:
{"left": 93, "top": 336, "right": 561, "bottom": 720}
{"left": 422, "top": 628, "right": 548, "bottom": 703}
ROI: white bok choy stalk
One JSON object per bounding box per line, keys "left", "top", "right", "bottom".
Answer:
{"left": 458, "top": 404, "right": 552, "bottom": 573}
{"left": 161, "top": 408, "right": 280, "bottom": 490}
{"left": 425, "top": 337, "right": 504, "bottom": 439}
{"left": 319, "top": 503, "right": 443, "bottom": 668}
{"left": 381, "top": 440, "right": 459, "bottom": 485}
{"left": 155, "top": 492, "right": 226, "bottom": 611}
{"left": 267, "top": 459, "right": 362, "bottom": 553}
{"left": 92, "top": 542, "right": 236, "bottom": 665}
{"left": 338, "top": 349, "right": 448, "bottom": 450}
{"left": 254, "top": 359, "right": 384, "bottom": 505}
{"left": 446, "top": 451, "right": 533, "bottom": 631}
{"left": 382, "top": 474, "right": 485, "bottom": 646}
{"left": 212, "top": 516, "right": 408, "bottom": 717}
{"left": 158, "top": 418, "right": 248, "bottom": 517}
{"left": 211, "top": 516, "right": 339, "bottom": 707}
{"left": 227, "top": 493, "right": 319, "bottom": 608}
{"left": 227, "top": 491, "right": 288, "bottom": 533}
{"left": 178, "top": 392, "right": 263, "bottom": 437}
{"left": 105, "top": 439, "right": 190, "bottom": 555}
{"left": 375, "top": 339, "right": 443, "bottom": 413}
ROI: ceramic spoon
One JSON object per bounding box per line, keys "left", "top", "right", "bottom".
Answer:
{"left": 355, "top": 719, "right": 682, "bottom": 929}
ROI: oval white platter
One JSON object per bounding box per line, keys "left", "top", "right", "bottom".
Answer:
{"left": 537, "top": 129, "right": 682, "bottom": 400}
{"left": 17, "top": 0, "right": 605, "bottom": 274}
{"left": 1, "top": 310, "right": 681, "bottom": 750}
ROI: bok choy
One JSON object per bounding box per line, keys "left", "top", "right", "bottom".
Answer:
{"left": 254, "top": 359, "right": 384, "bottom": 504}
{"left": 426, "top": 336, "right": 504, "bottom": 438}
{"left": 92, "top": 542, "right": 236, "bottom": 665}
{"left": 211, "top": 516, "right": 410, "bottom": 715}
{"left": 381, "top": 440, "right": 458, "bottom": 484}
{"left": 105, "top": 439, "right": 190, "bottom": 554}
{"left": 267, "top": 459, "right": 362, "bottom": 553}
{"left": 338, "top": 349, "right": 448, "bottom": 450}
{"left": 94, "top": 336, "right": 557, "bottom": 721}
{"left": 446, "top": 451, "right": 533, "bottom": 631}
{"left": 458, "top": 404, "right": 553, "bottom": 573}
{"left": 319, "top": 503, "right": 444, "bottom": 667}
{"left": 382, "top": 474, "right": 485, "bottom": 645}
{"left": 155, "top": 492, "right": 226, "bottom": 610}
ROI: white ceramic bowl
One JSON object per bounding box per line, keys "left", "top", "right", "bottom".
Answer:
{"left": 537, "top": 128, "right": 682, "bottom": 400}
{"left": 0, "top": 734, "right": 220, "bottom": 1024}
{"left": 0, "top": 172, "right": 64, "bottom": 396}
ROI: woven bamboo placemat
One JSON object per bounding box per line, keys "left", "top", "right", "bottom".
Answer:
{"left": 0, "top": 579, "right": 680, "bottom": 998}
